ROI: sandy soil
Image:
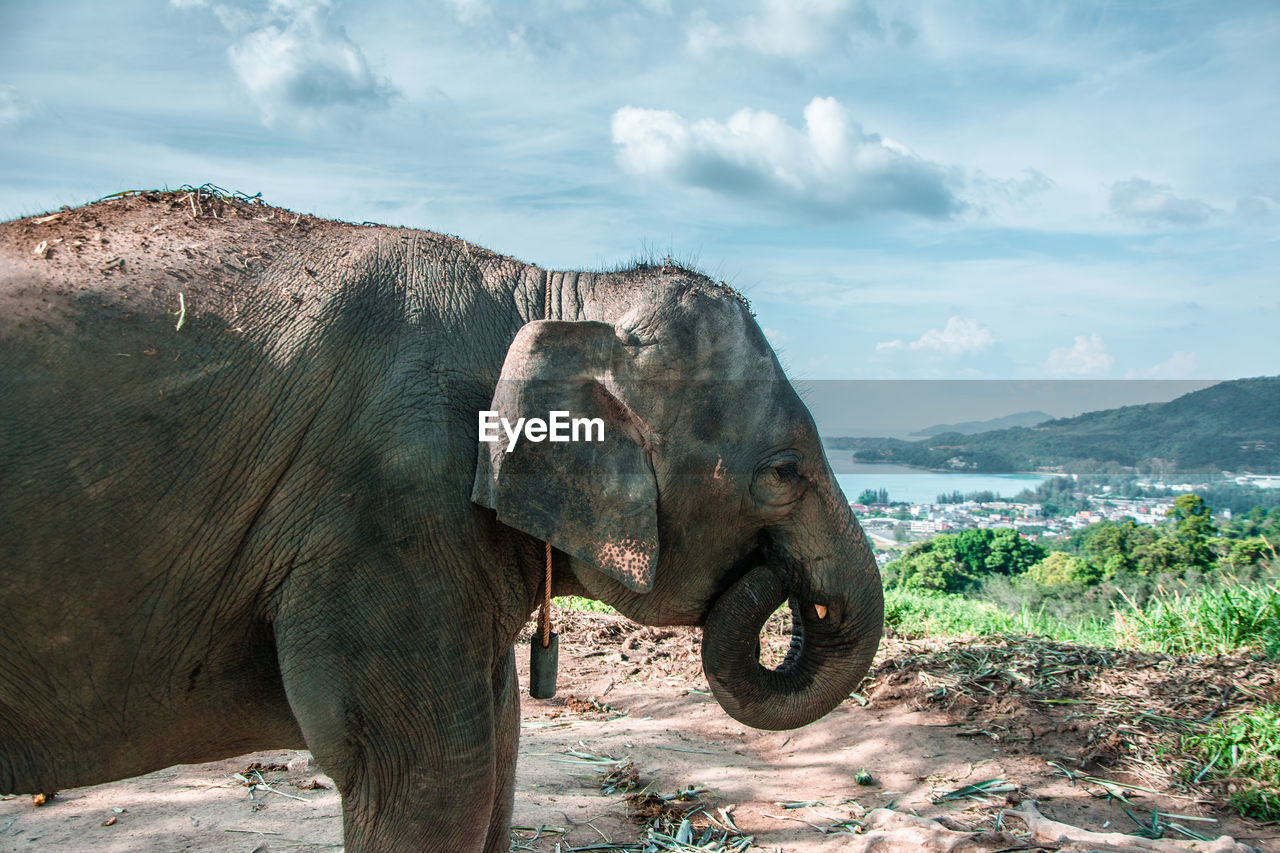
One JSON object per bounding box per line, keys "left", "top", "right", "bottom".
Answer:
{"left": 3, "top": 609, "right": 1277, "bottom": 852}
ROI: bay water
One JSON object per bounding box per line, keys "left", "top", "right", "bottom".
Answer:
{"left": 824, "top": 447, "right": 1049, "bottom": 505}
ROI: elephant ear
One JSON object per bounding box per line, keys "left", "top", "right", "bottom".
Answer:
{"left": 472, "top": 320, "right": 659, "bottom": 593}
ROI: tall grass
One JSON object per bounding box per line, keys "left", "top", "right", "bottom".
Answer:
{"left": 883, "top": 588, "right": 1114, "bottom": 645}
{"left": 1115, "top": 582, "right": 1280, "bottom": 657}
{"left": 1181, "top": 703, "right": 1280, "bottom": 821}
{"left": 559, "top": 579, "right": 1280, "bottom": 660}
{"left": 553, "top": 595, "right": 618, "bottom": 614}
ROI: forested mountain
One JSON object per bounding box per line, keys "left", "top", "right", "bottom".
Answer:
{"left": 827, "top": 376, "right": 1280, "bottom": 474}
{"left": 910, "top": 410, "right": 1053, "bottom": 437}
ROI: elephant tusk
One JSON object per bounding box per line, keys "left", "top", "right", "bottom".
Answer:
{"left": 814, "top": 604, "right": 828, "bottom": 619}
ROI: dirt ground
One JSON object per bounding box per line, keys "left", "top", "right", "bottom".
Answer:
{"left": 3, "top": 608, "right": 1278, "bottom": 852}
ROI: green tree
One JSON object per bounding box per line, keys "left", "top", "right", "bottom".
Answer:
{"left": 1132, "top": 537, "right": 1184, "bottom": 575}
{"left": 892, "top": 548, "right": 962, "bottom": 591}
{"left": 884, "top": 535, "right": 973, "bottom": 593}
{"left": 984, "top": 528, "right": 1046, "bottom": 575}
{"left": 951, "top": 529, "right": 994, "bottom": 576}
{"left": 885, "top": 528, "right": 1045, "bottom": 593}
{"left": 948, "top": 528, "right": 1045, "bottom": 577}
{"left": 1081, "top": 520, "right": 1157, "bottom": 578}
{"left": 1167, "top": 494, "right": 1218, "bottom": 569}
{"left": 1226, "top": 538, "right": 1270, "bottom": 567}
{"left": 1027, "top": 552, "right": 1102, "bottom": 587}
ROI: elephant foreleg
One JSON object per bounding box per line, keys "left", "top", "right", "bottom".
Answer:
{"left": 274, "top": 575, "right": 506, "bottom": 852}
{"left": 484, "top": 648, "right": 520, "bottom": 853}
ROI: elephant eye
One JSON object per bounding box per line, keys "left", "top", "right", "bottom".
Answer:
{"left": 773, "top": 462, "right": 800, "bottom": 481}
{"left": 752, "top": 456, "right": 805, "bottom": 509}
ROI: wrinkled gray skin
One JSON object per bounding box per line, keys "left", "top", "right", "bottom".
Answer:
{"left": 0, "top": 194, "right": 881, "bottom": 851}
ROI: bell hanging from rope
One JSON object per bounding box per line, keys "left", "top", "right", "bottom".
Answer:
{"left": 529, "top": 633, "right": 558, "bottom": 699}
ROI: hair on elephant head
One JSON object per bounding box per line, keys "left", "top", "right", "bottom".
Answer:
{"left": 474, "top": 271, "right": 883, "bottom": 731}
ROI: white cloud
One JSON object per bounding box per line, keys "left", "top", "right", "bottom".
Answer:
{"left": 686, "top": 0, "right": 907, "bottom": 59}
{"left": 1129, "top": 351, "right": 1199, "bottom": 379}
{"left": 611, "top": 96, "right": 961, "bottom": 218}
{"left": 971, "top": 168, "right": 1054, "bottom": 209}
{"left": 1109, "top": 177, "right": 1213, "bottom": 226}
{"left": 1045, "top": 334, "right": 1114, "bottom": 376}
{"left": 1236, "top": 194, "right": 1277, "bottom": 220}
{"left": 0, "top": 86, "right": 26, "bottom": 127}
{"left": 0, "top": 84, "right": 33, "bottom": 128}
{"left": 444, "top": 0, "right": 491, "bottom": 26}
{"left": 224, "top": 0, "right": 398, "bottom": 126}
{"left": 762, "top": 326, "right": 791, "bottom": 346}
{"left": 876, "top": 316, "right": 994, "bottom": 356}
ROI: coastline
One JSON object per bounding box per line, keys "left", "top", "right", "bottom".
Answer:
{"left": 835, "top": 457, "right": 1059, "bottom": 477}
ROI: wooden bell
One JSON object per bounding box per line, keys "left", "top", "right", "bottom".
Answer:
{"left": 529, "top": 633, "right": 558, "bottom": 699}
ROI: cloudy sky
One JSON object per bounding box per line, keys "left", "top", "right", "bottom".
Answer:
{"left": 2, "top": 0, "right": 1277, "bottom": 396}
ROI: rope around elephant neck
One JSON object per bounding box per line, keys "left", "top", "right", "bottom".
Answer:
{"left": 539, "top": 268, "right": 553, "bottom": 649}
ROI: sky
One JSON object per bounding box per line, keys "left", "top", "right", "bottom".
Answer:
{"left": 2, "top": 0, "right": 1278, "bottom": 421}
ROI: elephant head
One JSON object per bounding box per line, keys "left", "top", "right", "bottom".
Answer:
{"left": 474, "top": 269, "right": 882, "bottom": 730}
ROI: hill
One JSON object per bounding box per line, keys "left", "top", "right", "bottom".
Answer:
{"left": 829, "top": 376, "right": 1280, "bottom": 474}
{"left": 910, "top": 410, "right": 1053, "bottom": 436}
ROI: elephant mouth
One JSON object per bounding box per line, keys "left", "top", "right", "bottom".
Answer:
{"left": 699, "top": 546, "right": 881, "bottom": 731}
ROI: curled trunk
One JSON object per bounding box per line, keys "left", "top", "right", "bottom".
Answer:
{"left": 700, "top": 563, "right": 882, "bottom": 731}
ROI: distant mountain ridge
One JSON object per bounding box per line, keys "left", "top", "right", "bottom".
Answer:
{"left": 826, "top": 376, "right": 1280, "bottom": 474}
{"left": 910, "top": 410, "right": 1053, "bottom": 437}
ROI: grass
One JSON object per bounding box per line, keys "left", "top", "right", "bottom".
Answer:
{"left": 886, "top": 579, "right": 1280, "bottom": 825}
{"left": 1181, "top": 703, "right": 1280, "bottom": 821}
{"left": 1115, "top": 581, "right": 1280, "bottom": 658}
{"left": 883, "top": 588, "right": 1114, "bottom": 646}
{"left": 562, "top": 579, "right": 1280, "bottom": 658}
{"left": 553, "top": 595, "right": 618, "bottom": 614}
{"left": 888, "top": 577, "right": 1280, "bottom": 660}
{"left": 551, "top": 577, "right": 1280, "bottom": 825}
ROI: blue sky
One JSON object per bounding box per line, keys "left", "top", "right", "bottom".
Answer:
{"left": 2, "top": 0, "right": 1278, "bottom": 393}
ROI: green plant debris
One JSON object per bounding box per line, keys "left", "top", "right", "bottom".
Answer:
{"left": 1181, "top": 702, "right": 1280, "bottom": 820}
{"left": 931, "top": 778, "right": 1017, "bottom": 803}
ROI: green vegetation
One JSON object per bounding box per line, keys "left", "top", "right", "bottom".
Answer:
{"left": 1187, "top": 482, "right": 1280, "bottom": 515}
{"left": 883, "top": 587, "right": 1113, "bottom": 645}
{"left": 878, "top": 494, "right": 1280, "bottom": 822}
{"left": 883, "top": 528, "right": 1046, "bottom": 592}
{"left": 553, "top": 490, "right": 1280, "bottom": 823}
{"left": 936, "top": 488, "right": 1001, "bottom": 504}
{"left": 1221, "top": 504, "right": 1280, "bottom": 542}
{"left": 1116, "top": 582, "right": 1280, "bottom": 658}
{"left": 828, "top": 375, "right": 1280, "bottom": 474}
{"left": 1036, "top": 494, "right": 1233, "bottom": 578}
{"left": 1014, "top": 475, "right": 1089, "bottom": 517}
{"left": 554, "top": 596, "right": 617, "bottom": 614}
{"left": 855, "top": 487, "right": 890, "bottom": 504}
{"left": 1182, "top": 703, "right": 1280, "bottom": 821}
{"left": 1025, "top": 551, "right": 1100, "bottom": 587}
{"left": 885, "top": 574, "right": 1280, "bottom": 659}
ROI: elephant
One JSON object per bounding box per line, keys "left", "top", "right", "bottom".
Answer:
{"left": 0, "top": 191, "right": 882, "bottom": 851}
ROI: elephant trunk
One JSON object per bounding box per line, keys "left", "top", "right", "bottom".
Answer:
{"left": 700, "top": 512, "right": 882, "bottom": 731}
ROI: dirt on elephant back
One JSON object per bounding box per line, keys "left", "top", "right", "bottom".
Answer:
{"left": 3, "top": 608, "right": 1278, "bottom": 853}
